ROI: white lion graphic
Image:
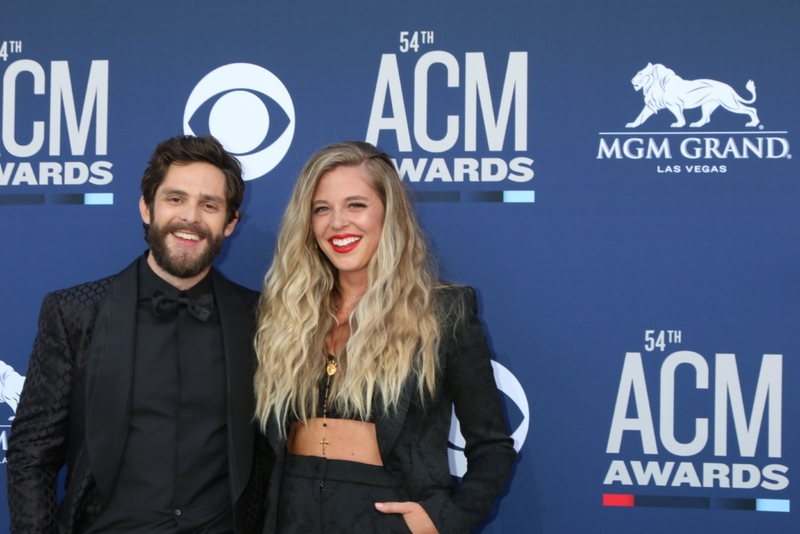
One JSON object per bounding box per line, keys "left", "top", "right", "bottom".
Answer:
{"left": 626, "top": 63, "right": 759, "bottom": 128}
{"left": 0, "top": 360, "right": 25, "bottom": 418}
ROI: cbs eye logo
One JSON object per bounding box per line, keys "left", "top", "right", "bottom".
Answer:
{"left": 183, "top": 63, "right": 295, "bottom": 181}
{"left": 448, "top": 361, "right": 529, "bottom": 478}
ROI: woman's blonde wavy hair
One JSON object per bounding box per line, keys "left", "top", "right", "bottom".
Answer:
{"left": 254, "top": 141, "right": 441, "bottom": 433}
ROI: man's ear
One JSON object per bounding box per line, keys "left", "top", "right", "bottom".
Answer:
{"left": 223, "top": 211, "right": 239, "bottom": 237}
{"left": 139, "top": 196, "right": 151, "bottom": 224}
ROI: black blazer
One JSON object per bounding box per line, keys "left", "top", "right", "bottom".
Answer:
{"left": 7, "top": 257, "right": 266, "bottom": 534}
{"left": 262, "top": 286, "right": 516, "bottom": 534}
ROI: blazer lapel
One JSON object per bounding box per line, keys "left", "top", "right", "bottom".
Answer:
{"left": 213, "top": 269, "right": 257, "bottom": 503}
{"left": 375, "top": 378, "right": 414, "bottom": 462}
{"left": 85, "top": 258, "right": 139, "bottom": 504}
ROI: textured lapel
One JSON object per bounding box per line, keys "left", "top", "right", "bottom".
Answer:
{"left": 375, "top": 288, "right": 454, "bottom": 461}
{"left": 375, "top": 377, "right": 414, "bottom": 462}
{"left": 213, "top": 269, "right": 257, "bottom": 503}
{"left": 85, "top": 258, "right": 139, "bottom": 504}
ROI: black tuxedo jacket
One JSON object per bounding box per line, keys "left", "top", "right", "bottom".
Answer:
{"left": 7, "top": 257, "right": 267, "bottom": 534}
{"left": 262, "top": 286, "right": 517, "bottom": 534}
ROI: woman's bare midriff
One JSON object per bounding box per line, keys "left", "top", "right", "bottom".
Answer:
{"left": 287, "top": 418, "right": 383, "bottom": 466}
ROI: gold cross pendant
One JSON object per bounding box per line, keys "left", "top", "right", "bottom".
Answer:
{"left": 320, "top": 436, "right": 330, "bottom": 455}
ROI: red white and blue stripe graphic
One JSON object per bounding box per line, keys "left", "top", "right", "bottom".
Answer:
{"left": 0, "top": 193, "right": 113, "bottom": 205}
{"left": 603, "top": 494, "right": 790, "bottom": 512}
{"left": 413, "top": 190, "right": 534, "bottom": 202}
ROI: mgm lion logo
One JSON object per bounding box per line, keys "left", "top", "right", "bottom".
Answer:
{"left": 626, "top": 63, "right": 759, "bottom": 128}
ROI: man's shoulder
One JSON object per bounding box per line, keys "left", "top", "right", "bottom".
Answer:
{"left": 48, "top": 275, "right": 116, "bottom": 310}
{"left": 45, "top": 258, "right": 139, "bottom": 315}
{"left": 231, "top": 282, "right": 261, "bottom": 302}
{"left": 212, "top": 271, "right": 260, "bottom": 308}
{"left": 229, "top": 280, "right": 261, "bottom": 310}
{"left": 226, "top": 279, "right": 260, "bottom": 299}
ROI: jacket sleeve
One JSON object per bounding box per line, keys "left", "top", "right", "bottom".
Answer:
{"left": 420, "top": 286, "right": 517, "bottom": 533}
{"left": 7, "top": 293, "right": 74, "bottom": 534}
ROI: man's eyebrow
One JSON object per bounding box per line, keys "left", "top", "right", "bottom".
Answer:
{"left": 159, "top": 189, "right": 225, "bottom": 203}
{"left": 199, "top": 193, "right": 225, "bottom": 203}
{"left": 159, "top": 188, "right": 187, "bottom": 197}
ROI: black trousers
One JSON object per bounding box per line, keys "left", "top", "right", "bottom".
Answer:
{"left": 277, "top": 454, "right": 412, "bottom": 533}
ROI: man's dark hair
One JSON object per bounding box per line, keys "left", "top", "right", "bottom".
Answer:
{"left": 141, "top": 135, "right": 244, "bottom": 225}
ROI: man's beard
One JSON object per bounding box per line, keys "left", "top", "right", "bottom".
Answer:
{"left": 147, "top": 220, "right": 224, "bottom": 279}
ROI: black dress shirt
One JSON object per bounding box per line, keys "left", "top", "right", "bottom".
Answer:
{"left": 87, "top": 258, "right": 232, "bottom": 533}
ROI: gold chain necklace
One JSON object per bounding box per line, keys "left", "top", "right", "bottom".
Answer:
{"left": 320, "top": 355, "right": 338, "bottom": 455}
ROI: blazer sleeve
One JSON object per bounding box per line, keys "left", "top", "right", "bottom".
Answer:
{"left": 420, "top": 286, "right": 517, "bottom": 533}
{"left": 7, "top": 293, "right": 74, "bottom": 534}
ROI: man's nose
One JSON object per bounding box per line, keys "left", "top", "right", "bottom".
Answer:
{"left": 178, "top": 202, "right": 202, "bottom": 223}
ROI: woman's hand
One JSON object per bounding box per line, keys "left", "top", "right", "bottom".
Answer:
{"left": 375, "top": 501, "right": 439, "bottom": 534}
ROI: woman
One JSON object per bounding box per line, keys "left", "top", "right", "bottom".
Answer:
{"left": 255, "top": 141, "right": 515, "bottom": 533}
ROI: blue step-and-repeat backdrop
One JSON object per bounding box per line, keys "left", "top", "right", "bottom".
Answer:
{"left": 1, "top": 1, "right": 797, "bottom": 532}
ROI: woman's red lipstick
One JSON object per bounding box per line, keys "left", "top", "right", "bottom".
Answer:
{"left": 328, "top": 234, "right": 361, "bottom": 253}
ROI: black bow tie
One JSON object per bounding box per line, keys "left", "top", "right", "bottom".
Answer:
{"left": 152, "top": 288, "right": 214, "bottom": 322}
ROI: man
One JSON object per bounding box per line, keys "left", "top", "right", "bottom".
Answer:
{"left": 7, "top": 135, "right": 266, "bottom": 533}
